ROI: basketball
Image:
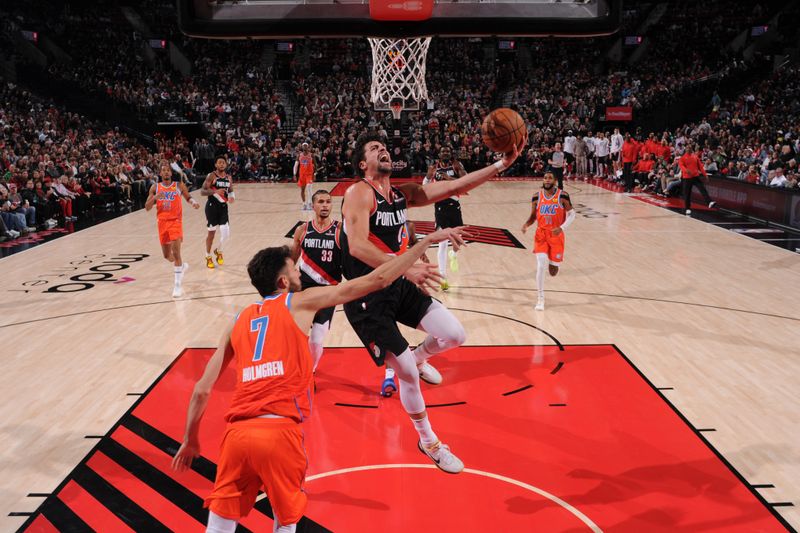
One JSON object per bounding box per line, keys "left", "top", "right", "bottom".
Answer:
{"left": 481, "top": 108, "right": 526, "bottom": 153}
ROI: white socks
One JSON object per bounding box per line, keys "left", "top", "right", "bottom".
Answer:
{"left": 536, "top": 253, "right": 548, "bottom": 299}
{"left": 384, "top": 367, "right": 396, "bottom": 380}
{"left": 207, "top": 511, "right": 237, "bottom": 533}
{"left": 174, "top": 265, "right": 184, "bottom": 287}
{"left": 411, "top": 414, "right": 438, "bottom": 447}
{"left": 437, "top": 240, "right": 448, "bottom": 278}
{"left": 273, "top": 519, "right": 297, "bottom": 533}
{"left": 218, "top": 223, "right": 230, "bottom": 251}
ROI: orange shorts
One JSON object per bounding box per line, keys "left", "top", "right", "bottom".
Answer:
{"left": 157, "top": 219, "right": 183, "bottom": 245}
{"left": 534, "top": 229, "right": 565, "bottom": 264}
{"left": 298, "top": 175, "right": 313, "bottom": 188}
{"left": 204, "top": 418, "right": 308, "bottom": 525}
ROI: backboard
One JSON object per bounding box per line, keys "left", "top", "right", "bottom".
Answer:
{"left": 178, "top": 0, "right": 621, "bottom": 40}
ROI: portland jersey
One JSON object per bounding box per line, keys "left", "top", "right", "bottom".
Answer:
{"left": 156, "top": 182, "right": 182, "bottom": 221}
{"left": 226, "top": 293, "right": 313, "bottom": 423}
{"left": 342, "top": 181, "right": 409, "bottom": 279}
{"left": 298, "top": 220, "right": 342, "bottom": 287}
{"left": 535, "top": 189, "right": 566, "bottom": 232}
{"left": 433, "top": 162, "right": 460, "bottom": 204}
{"left": 208, "top": 172, "right": 231, "bottom": 204}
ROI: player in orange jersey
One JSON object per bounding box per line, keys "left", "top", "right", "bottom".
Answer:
{"left": 521, "top": 171, "right": 575, "bottom": 311}
{"left": 294, "top": 143, "right": 315, "bottom": 211}
{"left": 171, "top": 227, "right": 469, "bottom": 533}
{"left": 145, "top": 161, "right": 199, "bottom": 298}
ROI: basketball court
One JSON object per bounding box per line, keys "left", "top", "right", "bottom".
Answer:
{"left": 2, "top": 179, "right": 798, "bottom": 531}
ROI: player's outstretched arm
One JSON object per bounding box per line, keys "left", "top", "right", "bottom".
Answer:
{"left": 172, "top": 322, "right": 235, "bottom": 471}
{"left": 179, "top": 182, "right": 200, "bottom": 209}
{"left": 400, "top": 135, "right": 527, "bottom": 207}
{"left": 144, "top": 184, "right": 158, "bottom": 211}
{"left": 291, "top": 227, "right": 470, "bottom": 328}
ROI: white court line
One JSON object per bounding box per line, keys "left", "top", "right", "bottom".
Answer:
{"left": 302, "top": 463, "right": 603, "bottom": 532}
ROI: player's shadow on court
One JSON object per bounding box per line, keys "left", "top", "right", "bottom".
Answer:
{"left": 308, "top": 489, "right": 391, "bottom": 511}
{"left": 528, "top": 454, "right": 781, "bottom": 532}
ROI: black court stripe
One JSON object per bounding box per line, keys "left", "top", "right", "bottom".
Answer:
{"left": 122, "top": 415, "right": 217, "bottom": 482}
{"left": 502, "top": 384, "right": 533, "bottom": 396}
{"left": 72, "top": 464, "right": 168, "bottom": 532}
{"left": 37, "top": 495, "right": 92, "bottom": 532}
{"left": 425, "top": 401, "right": 467, "bottom": 408}
{"left": 334, "top": 403, "right": 379, "bottom": 409}
{"left": 97, "top": 438, "right": 211, "bottom": 527}
{"left": 122, "top": 415, "right": 332, "bottom": 531}
{"left": 550, "top": 362, "right": 564, "bottom": 375}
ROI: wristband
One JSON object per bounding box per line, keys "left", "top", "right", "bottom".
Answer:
{"left": 493, "top": 160, "right": 507, "bottom": 172}
{"left": 227, "top": 192, "right": 235, "bottom": 200}
{"left": 190, "top": 198, "right": 199, "bottom": 206}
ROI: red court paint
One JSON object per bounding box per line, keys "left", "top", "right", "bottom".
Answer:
{"left": 20, "top": 345, "right": 790, "bottom": 531}
{"left": 131, "top": 346, "right": 788, "bottom": 532}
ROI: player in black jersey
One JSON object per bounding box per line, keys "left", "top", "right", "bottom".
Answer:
{"left": 341, "top": 131, "right": 524, "bottom": 474}
{"left": 201, "top": 156, "right": 235, "bottom": 269}
{"left": 290, "top": 190, "right": 342, "bottom": 370}
{"left": 423, "top": 146, "right": 466, "bottom": 291}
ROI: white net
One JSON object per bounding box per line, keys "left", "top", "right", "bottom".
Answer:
{"left": 368, "top": 37, "right": 432, "bottom": 110}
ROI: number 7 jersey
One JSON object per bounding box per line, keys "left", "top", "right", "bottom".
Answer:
{"left": 226, "top": 293, "right": 314, "bottom": 423}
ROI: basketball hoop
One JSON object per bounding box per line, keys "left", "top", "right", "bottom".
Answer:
{"left": 368, "top": 37, "right": 432, "bottom": 110}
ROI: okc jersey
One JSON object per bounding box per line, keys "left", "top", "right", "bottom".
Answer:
{"left": 226, "top": 293, "right": 313, "bottom": 423}
{"left": 298, "top": 220, "right": 342, "bottom": 287}
{"left": 298, "top": 154, "right": 314, "bottom": 180}
{"left": 535, "top": 189, "right": 566, "bottom": 232}
{"left": 156, "top": 182, "right": 182, "bottom": 221}
{"left": 342, "top": 182, "right": 409, "bottom": 279}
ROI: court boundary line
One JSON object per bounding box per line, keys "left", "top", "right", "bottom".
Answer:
{"left": 612, "top": 344, "right": 795, "bottom": 532}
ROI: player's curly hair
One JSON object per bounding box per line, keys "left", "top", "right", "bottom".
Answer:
{"left": 247, "top": 246, "right": 292, "bottom": 297}
{"left": 352, "top": 131, "right": 388, "bottom": 179}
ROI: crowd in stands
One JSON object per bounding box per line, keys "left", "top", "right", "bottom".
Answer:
{"left": 0, "top": 82, "right": 173, "bottom": 241}
{"left": 1, "top": 0, "right": 798, "bottom": 242}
